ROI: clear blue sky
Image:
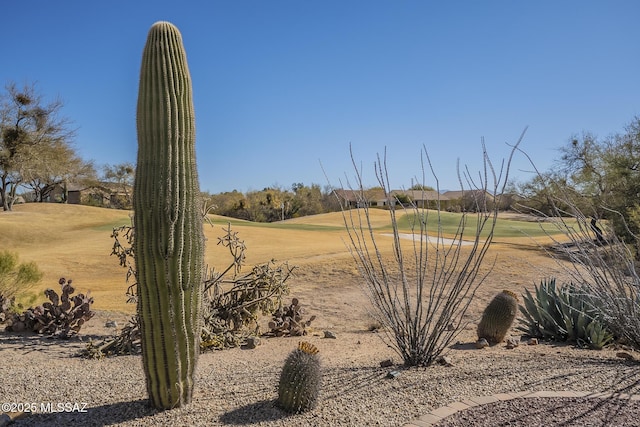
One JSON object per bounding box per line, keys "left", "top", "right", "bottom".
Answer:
{"left": 2, "top": 1, "right": 639, "bottom": 193}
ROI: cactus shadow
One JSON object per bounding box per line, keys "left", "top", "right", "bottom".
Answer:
{"left": 219, "top": 399, "right": 294, "bottom": 424}
{"left": 0, "top": 331, "right": 111, "bottom": 356}
{"left": 12, "top": 399, "right": 159, "bottom": 426}
{"left": 448, "top": 341, "right": 481, "bottom": 350}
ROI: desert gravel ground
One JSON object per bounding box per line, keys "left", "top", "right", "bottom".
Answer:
{"left": 1, "top": 311, "right": 640, "bottom": 427}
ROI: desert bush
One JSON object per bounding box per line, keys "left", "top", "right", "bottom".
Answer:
{"left": 518, "top": 277, "right": 613, "bottom": 349}
{"left": 201, "top": 224, "right": 294, "bottom": 338}
{"left": 110, "top": 221, "right": 137, "bottom": 303}
{"left": 83, "top": 315, "right": 141, "bottom": 359}
{"left": 338, "top": 137, "right": 521, "bottom": 366}
{"left": 0, "top": 250, "right": 43, "bottom": 300}
{"left": 548, "top": 223, "right": 640, "bottom": 348}
{"left": 90, "top": 222, "right": 296, "bottom": 357}
{"left": 200, "top": 230, "right": 295, "bottom": 350}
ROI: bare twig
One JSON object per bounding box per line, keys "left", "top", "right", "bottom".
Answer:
{"left": 337, "top": 135, "right": 522, "bottom": 366}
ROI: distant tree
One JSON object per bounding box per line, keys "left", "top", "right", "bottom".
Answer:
{"left": 394, "top": 193, "right": 411, "bottom": 205}
{"left": 409, "top": 183, "right": 435, "bottom": 191}
{"left": 206, "top": 183, "right": 354, "bottom": 222}
{"left": 291, "top": 182, "right": 304, "bottom": 193}
{"left": 321, "top": 185, "right": 342, "bottom": 212}
{"left": 103, "top": 162, "right": 134, "bottom": 208}
{"left": 558, "top": 121, "right": 640, "bottom": 245}
{"left": 0, "top": 82, "right": 75, "bottom": 210}
{"left": 558, "top": 131, "right": 609, "bottom": 209}
{"left": 516, "top": 116, "right": 640, "bottom": 255}
{"left": 208, "top": 190, "right": 248, "bottom": 219}
{"left": 513, "top": 171, "right": 580, "bottom": 216}
{"left": 245, "top": 188, "right": 290, "bottom": 222}
{"left": 21, "top": 141, "right": 95, "bottom": 202}
{"left": 291, "top": 183, "right": 324, "bottom": 217}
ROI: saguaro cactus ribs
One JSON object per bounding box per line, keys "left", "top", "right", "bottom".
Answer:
{"left": 133, "top": 21, "right": 205, "bottom": 409}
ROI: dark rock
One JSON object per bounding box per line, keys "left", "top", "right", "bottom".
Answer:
{"left": 379, "top": 358, "right": 394, "bottom": 368}
{"left": 243, "top": 336, "right": 261, "bottom": 349}
{"left": 436, "top": 355, "right": 454, "bottom": 367}
{"left": 386, "top": 370, "right": 400, "bottom": 379}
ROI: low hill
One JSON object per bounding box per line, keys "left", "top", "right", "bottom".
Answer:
{"left": 0, "top": 204, "right": 564, "bottom": 312}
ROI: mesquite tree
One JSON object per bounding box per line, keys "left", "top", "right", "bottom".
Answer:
{"left": 134, "top": 21, "right": 204, "bottom": 409}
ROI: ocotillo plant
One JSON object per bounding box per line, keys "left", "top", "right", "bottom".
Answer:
{"left": 134, "top": 21, "right": 205, "bottom": 409}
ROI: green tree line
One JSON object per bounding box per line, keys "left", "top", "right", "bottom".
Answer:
{"left": 203, "top": 183, "right": 341, "bottom": 222}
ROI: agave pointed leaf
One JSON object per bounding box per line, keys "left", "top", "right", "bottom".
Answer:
{"left": 519, "top": 289, "right": 543, "bottom": 336}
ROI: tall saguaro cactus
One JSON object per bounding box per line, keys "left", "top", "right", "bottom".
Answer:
{"left": 133, "top": 21, "right": 204, "bottom": 409}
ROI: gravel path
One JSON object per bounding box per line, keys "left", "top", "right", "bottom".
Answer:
{"left": 2, "top": 320, "right": 640, "bottom": 427}
{"left": 433, "top": 396, "right": 640, "bottom": 427}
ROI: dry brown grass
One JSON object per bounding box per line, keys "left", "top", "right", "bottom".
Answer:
{"left": 0, "top": 204, "right": 564, "bottom": 332}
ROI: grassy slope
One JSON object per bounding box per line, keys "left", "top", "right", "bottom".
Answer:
{"left": 0, "top": 204, "right": 563, "bottom": 313}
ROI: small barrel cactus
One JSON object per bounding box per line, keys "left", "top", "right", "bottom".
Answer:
{"left": 278, "top": 341, "right": 322, "bottom": 413}
{"left": 477, "top": 290, "right": 519, "bottom": 344}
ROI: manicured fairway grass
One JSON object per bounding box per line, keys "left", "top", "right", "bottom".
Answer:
{"left": 395, "top": 210, "right": 569, "bottom": 239}
{"left": 0, "top": 204, "right": 567, "bottom": 312}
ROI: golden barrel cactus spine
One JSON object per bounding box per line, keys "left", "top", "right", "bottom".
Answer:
{"left": 278, "top": 341, "right": 322, "bottom": 413}
{"left": 477, "top": 290, "right": 519, "bottom": 344}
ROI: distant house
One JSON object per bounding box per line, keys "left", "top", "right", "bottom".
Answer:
{"left": 390, "top": 190, "right": 451, "bottom": 210}
{"left": 71, "top": 182, "right": 133, "bottom": 208}
{"left": 442, "top": 190, "right": 495, "bottom": 212}
{"left": 332, "top": 188, "right": 387, "bottom": 208}
{"left": 333, "top": 188, "right": 502, "bottom": 212}
{"left": 25, "top": 182, "right": 132, "bottom": 209}
{"left": 333, "top": 188, "right": 452, "bottom": 210}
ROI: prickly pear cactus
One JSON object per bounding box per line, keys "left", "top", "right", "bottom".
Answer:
{"left": 278, "top": 341, "right": 322, "bottom": 413}
{"left": 477, "top": 290, "right": 519, "bottom": 344}
{"left": 134, "top": 21, "right": 205, "bottom": 409}
{"left": 268, "top": 297, "right": 316, "bottom": 337}
{"left": 5, "top": 278, "right": 94, "bottom": 338}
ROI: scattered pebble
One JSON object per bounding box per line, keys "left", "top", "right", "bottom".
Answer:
{"left": 436, "top": 355, "right": 454, "bottom": 367}
{"left": 2, "top": 315, "right": 639, "bottom": 427}
{"left": 505, "top": 336, "right": 520, "bottom": 349}
{"left": 476, "top": 338, "right": 489, "bottom": 349}
{"left": 242, "top": 336, "right": 261, "bottom": 349}
{"left": 386, "top": 370, "right": 401, "bottom": 379}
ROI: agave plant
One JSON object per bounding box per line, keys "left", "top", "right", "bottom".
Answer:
{"left": 518, "top": 277, "right": 614, "bottom": 349}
